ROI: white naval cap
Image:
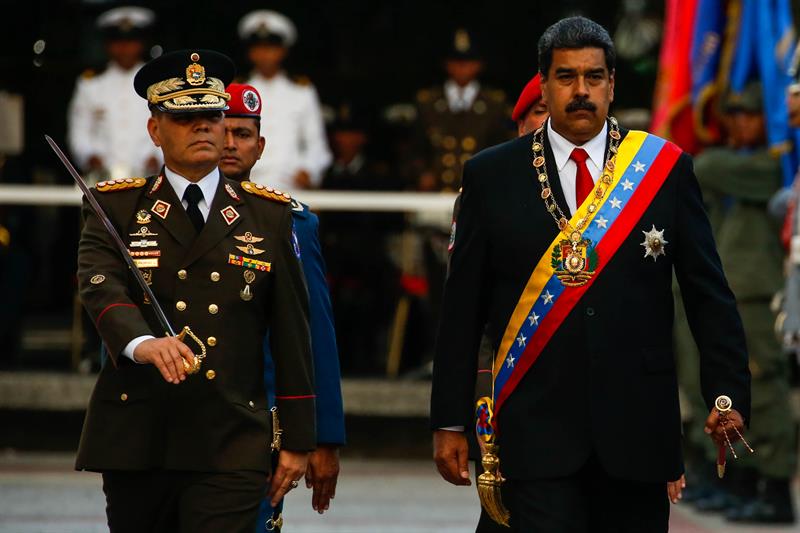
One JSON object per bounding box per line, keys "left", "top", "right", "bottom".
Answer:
{"left": 97, "top": 6, "right": 155, "bottom": 30}
{"left": 238, "top": 10, "right": 297, "bottom": 47}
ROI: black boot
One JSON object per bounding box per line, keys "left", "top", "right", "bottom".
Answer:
{"left": 727, "top": 477, "right": 795, "bottom": 524}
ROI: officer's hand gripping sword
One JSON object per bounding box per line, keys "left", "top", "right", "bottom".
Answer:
{"left": 45, "top": 135, "right": 206, "bottom": 373}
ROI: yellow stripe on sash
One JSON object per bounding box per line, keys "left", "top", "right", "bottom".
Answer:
{"left": 493, "top": 131, "right": 649, "bottom": 374}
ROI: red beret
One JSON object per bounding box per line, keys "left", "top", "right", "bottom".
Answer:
{"left": 511, "top": 73, "right": 542, "bottom": 122}
{"left": 225, "top": 83, "right": 262, "bottom": 118}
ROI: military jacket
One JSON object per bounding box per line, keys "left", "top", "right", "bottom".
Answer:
{"left": 415, "top": 84, "right": 511, "bottom": 191}
{"left": 75, "top": 172, "right": 315, "bottom": 473}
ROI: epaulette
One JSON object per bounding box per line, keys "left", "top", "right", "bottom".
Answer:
{"left": 96, "top": 177, "right": 147, "bottom": 192}
{"left": 240, "top": 181, "right": 292, "bottom": 204}
{"left": 81, "top": 68, "right": 96, "bottom": 80}
{"left": 292, "top": 74, "right": 312, "bottom": 87}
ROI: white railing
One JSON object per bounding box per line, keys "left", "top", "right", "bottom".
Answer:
{"left": 0, "top": 185, "right": 458, "bottom": 213}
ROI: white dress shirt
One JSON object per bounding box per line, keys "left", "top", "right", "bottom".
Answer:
{"left": 440, "top": 120, "right": 609, "bottom": 432}
{"left": 67, "top": 61, "right": 162, "bottom": 179}
{"left": 246, "top": 71, "right": 332, "bottom": 191}
{"left": 547, "top": 118, "right": 608, "bottom": 215}
{"left": 444, "top": 80, "right": 480, "bottom": 112}
{"left": 121, "top": 167, "right": 220, "bottom": 362}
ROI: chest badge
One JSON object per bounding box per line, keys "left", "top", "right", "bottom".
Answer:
{"left": 220, "top": 205, "right": 240, "bottom": 225}
{"left": 136, "top": 210, "right": 152, "bottom": 224}
{"left": 641, "top": 225, "right": 668, "bottom": 261}
{"left": 236, "top": 244, "right": 265, "bottom": 256}
{"left": 151, "top": 200, "right": 171, "bottom": 220}
{"left": 235, "top": 231, "right": 264, "bottom": 244}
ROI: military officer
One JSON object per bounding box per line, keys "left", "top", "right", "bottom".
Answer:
{"left": 75, "top": 50, "right": 315, "bottom": 533}
{"left": 432, "top": 17, "right": 750, "bottom": 532}
{"left": 219, "top": 83, "right": 345, "bottom": 531}
{"left": 67, "top": 6, "right": 161, "bottom": 181}
{"left": 691, "top": 83, "right": 796, "bottom": 524}
{"left": 239, "top": 10, "right": 332, "bottom": 191}
{"left": 414, "top": 28, "right": 512, "bottom": 192}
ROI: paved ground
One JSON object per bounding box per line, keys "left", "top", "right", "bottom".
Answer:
{"left": 0, "top": 451, "right": 797, "bottom": 533}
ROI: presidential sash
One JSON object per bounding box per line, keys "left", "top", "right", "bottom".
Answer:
{"left": 487, "top": 131, "right": 682, "bottom": 426}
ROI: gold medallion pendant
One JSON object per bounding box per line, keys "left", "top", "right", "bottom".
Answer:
{"left": 551, "top": 238, "right": 597, "bottom": 287}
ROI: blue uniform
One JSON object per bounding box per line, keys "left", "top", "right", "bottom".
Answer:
{"left": 257, "top": 201, "right": 345, "bottom": 531}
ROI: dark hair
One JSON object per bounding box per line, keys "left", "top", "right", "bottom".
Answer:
{"left": 538, "top": 16, "right": 616, "bottom": 77}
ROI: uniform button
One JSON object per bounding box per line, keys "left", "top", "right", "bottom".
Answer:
{"left": 210, "top": 272, "right": 220, "bottom": 282}
{"left": 248, "top": 400, "right": 255, "bottom": 408}
{"left": 586, "top": 307, "right": 595, "bottom": 317}
{"left": 120, "top": 393, "right": 128, "bottom": 402}
{"left": 177, "top": 269, "right": 187, "bottom": 280}
{"left": 176, "top": 301, "right": 187, "bottom": 311}
{"left": 207, "top": 336, "right": 217, "bottom": 347}
{"left": 205, "top": 370, "right": 216, "bottom": 380}
{"left": 208, "top": 304, "right": 219, "bottom": 314}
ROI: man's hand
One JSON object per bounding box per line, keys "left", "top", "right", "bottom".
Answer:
{"left": 667, "top": 474, "right": 686, "bottom": 504}
{"left": 433, "top": 430, "right": 471, "bottom": 486}
{"left": 293, "top": 170, "right": 312, "bottom": 189}
{"left": 704, "top": 407, "right": 745, "bottom": 447}
{"left": 132, "top": 337, "right": 196, "bottom": 384}
{"left": 269, "top": 449, "right": 309, "bottom": 507}
{"left": 305, "top": 444, "right": 340, "bottom": 514}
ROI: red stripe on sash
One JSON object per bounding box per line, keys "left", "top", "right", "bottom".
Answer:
{"left": 494, "top": 142, "right": 682, "bottom": 419}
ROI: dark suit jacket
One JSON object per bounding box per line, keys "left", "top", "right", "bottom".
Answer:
{"left": 76, "top": 172, "right": 316, "bottom": 473}
{"left": 431, "top": 126, "right": 751, "bottom": 483}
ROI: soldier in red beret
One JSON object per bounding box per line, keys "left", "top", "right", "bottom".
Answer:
{"left": 511, "top": 73, "right": 548, "bottom": 137}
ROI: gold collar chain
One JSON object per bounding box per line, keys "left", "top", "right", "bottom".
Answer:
{"left": 531, "top": 117, "right": 620, "bottom": 245}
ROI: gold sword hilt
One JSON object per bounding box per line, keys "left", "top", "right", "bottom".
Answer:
{"left": 175, "top": 326, "right": 207, "bottom": 374}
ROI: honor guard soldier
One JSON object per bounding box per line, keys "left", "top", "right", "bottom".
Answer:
{"left": 689, "top": 82, "right": 795, "bottom": 524}
{"left": 220, "top": 83, "right": 345, "bottom": 531}
{"left": 414, "top": 28, "right": 512, "bottom": 192}
{"left": 432, "top": 17, "right": 751, "bottom": 532}
{"left": 67, "top": 6, "right": 162, "bottom": 181}
{"left": 75, "top": 49, "right": 315, "bottom": 533}
{"left": 238, "top": 10, "right": 332, "bottom": 191}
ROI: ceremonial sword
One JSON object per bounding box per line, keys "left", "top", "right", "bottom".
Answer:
{"left": 45, "top": 135, "right": 205, "bottom": 371}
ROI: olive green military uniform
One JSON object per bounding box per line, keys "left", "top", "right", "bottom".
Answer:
{"left": 691, "top": 146, "right": 796, "bottom": 479}
{"left": 415, "top": 85, "right": 511, "bottom": 192}
{"left": 76, "top": 173, "right": 316, "bottom": 475}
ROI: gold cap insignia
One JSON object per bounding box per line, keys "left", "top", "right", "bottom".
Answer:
{"left": 186, "top": 62, "right": 206, "bottom": 86}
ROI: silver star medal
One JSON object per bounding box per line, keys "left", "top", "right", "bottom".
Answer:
{"left": 641, "top": 225, "right": 668, "bottom": 261}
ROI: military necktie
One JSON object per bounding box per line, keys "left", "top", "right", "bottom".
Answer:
{"left": 183, "top": 183, "right": 205, "bottom": 233}
{"left": 570, "top": 148, "right": 593, "bottom": 208}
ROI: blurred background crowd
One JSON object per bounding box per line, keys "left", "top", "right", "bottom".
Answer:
{"left": 1, "top": 0, "right": 800, "bottom": 527}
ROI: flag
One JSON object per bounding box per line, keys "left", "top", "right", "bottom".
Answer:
{"left": 651, "top": 0, "right": 701, "bottom": 153}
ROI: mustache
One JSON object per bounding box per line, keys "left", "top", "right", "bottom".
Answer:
{"left": 565, "top": 98, "right": 597, "bottom": 113}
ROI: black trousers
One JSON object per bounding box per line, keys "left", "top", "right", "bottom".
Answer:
{"left": 102, "top": 469, "right": 267, "bottom": 533}
{"left": 501, "top": 456, "right": 669, "bottom": 533}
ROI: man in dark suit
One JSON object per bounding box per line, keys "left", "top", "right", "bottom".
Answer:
{"left": 431, "top": 17, "right": 751, "bottom": 532}
{"left": 75, "top": 50, "right": 315, "bottom": 533}
{"left": 219, "top": 83, "right": 345, "bottom": 531}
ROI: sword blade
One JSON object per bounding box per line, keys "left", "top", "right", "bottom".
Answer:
{"left": 45, "top": 135, "right": 176, "bottom": 337}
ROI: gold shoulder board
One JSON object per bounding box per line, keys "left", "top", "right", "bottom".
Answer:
{"left": 96, "top": 177, "right": 147, "bottom": 193}
{"left": 81, "top": 69, "right": 96, "bottom": 79}
{"left": 240, "top": 181, "right": 292, "bottom": 204}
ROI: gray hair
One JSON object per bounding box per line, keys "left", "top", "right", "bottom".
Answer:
{"left": 538, "top": 16, "right": 616, "bottom": 77}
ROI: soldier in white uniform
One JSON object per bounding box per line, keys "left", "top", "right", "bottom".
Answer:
{"left": 67, "top": 6, "right": 161, "bottom": 182}
{"left": 239, "top": 10, "right": 332, "bottom": 191}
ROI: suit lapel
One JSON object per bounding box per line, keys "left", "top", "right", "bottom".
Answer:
{"left": 181, "top": 173, "right": 245, "bottom": 268}
{"left": 145, "top": 170, "right": 196, "bottom": 248}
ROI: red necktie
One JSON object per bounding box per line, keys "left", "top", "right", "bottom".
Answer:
{"left": 570, "top": 148, "right": 594, "bottom": 208}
